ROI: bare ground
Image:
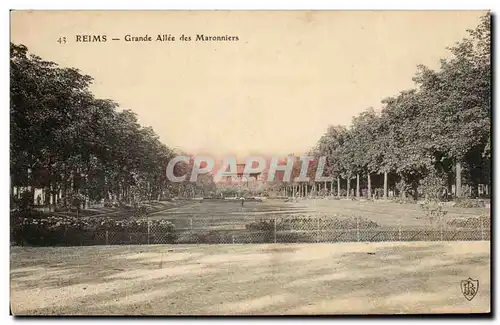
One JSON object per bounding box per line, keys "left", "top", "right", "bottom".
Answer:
{"left": 10, "top": 241, "right": 490, "bottom": 315}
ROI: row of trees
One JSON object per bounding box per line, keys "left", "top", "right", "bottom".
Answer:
{"left": 10, "top": 14, "right": 491, "bottom": 208}
{"left": 10, "top": 43, "right": 215, "bottom": 210}
{"left": 308, "top": 15, "right": 491, "bottom": 200}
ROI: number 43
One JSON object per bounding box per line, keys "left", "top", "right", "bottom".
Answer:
{"left": 57, "top": 37, "right": 67, "bottom": 44}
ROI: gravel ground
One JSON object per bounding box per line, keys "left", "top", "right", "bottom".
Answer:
{"left": 10, "top": 241, "right": 490, "bottom": 315}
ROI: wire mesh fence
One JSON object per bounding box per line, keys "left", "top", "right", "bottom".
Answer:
{"left": 12, "top": 214, "right": 490, "bottom": 246}
{"left": 166, "top": 215, "right": 490, "bottom": 244}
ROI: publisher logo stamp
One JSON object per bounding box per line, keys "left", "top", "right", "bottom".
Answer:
{"left": 461, "top": 278, "right": 479, "bottom": 301}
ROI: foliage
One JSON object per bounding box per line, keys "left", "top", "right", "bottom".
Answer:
{"left": 10, "top": 43, "right": 215, "bottom": 208}
{"left": 11, "top": 214, "right": 176, "bottom": 246}
{"left": 417, "top": 169, "right": 448, "bottom": 201}
{"left": 453, "top": 198, "right": 486, "bottom": 208}
{"left": 245, "top": 216, "right": 379, "bottom": 231}
{"left": 10, "top": 15, "right": 491, "bottom": 206}
{"left": 419, "top": 202, "right": 448, "bottom": 218}
{"left": 12, "top": 190, "right": 34, "bottom": 212}
{"left": 312, "top": 14, "right": 491, "bottom": 199}
{"left": 446, "top": 215, "right": 490, "bottom": 228}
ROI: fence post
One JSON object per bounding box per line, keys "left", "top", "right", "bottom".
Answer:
{"left": 273, "top": 218, "right": 277, "bottom": 243}
{"left": 317, "top": 217, "right": 320, "bottom": 243}
{"left": 443, "top": 214, "right": 447, "bottom": 241}
{"left": 147, "top": 217, "right": 150, "bottom": 245}
{"left": 440, "top": 215, "right": 443, "bottom": 241}
{"left": 356, "top": 216, "right": 360, "bottom": 242}
{"left": 398, "top": 217, "right": 402, "bottom": 241}
{"left": 105, "top": 230, "right": 109, "bottom": 245}
{"left": 480, "top": 217, "right": 484, "bottom": 241}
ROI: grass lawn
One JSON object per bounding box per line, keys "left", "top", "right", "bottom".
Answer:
{"left": 148, "top": 198, "right": 489, "bottom": 230}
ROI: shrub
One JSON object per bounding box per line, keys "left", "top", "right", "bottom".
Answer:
{"left": 419, "top": 201, "right": 447, "bottom": 215}
{"left": 454, "top": 198, "right": 486, "bottom": 208}
{"left": 245, "top": 215, "right": 379, "bottom": 232}
{"left": 12, "top": 191, "right": 34, "bottom": 213}
{"left": 447, "top": 215, "right": 490, "bottom": 229}
{"left": 418, "top": 170, "right": 448, "bottom": 201}
{"left": 245, "top": 220, "right": 275, "bottom": 231}
{"left": 11, "top": 214, "right": 176, "bottom": 246}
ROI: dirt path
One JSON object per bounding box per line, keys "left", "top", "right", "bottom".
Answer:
{"left": 11, "top": 242, "right": 490, "bottom": 315}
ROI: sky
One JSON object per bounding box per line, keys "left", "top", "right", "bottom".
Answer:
{"left": 10, "top": 10, "right": 486, "bottom": 159}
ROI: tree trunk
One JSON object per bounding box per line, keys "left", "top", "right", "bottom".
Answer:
{"left": 455, "top": 161, "right": 462, "bottom": 198}
{"left": 383, "top": 171, "right": 388, "bottom": 200}
{"left": 337, "top": 177, "right": 341, "bottom": 198}
{"left": 44, "top": 186, "right": 51, "bottom": 208}
{"left": 346, "top": 177, "right": 350, "bottom": 198}
{"left": 367, "top": 173, "right": 371, "bottom": 199}
{"left": 356, "top": 174, "right": 360, "bottom": 198}
{"left": 52, "top": 190, "right": 57, "bottom": 211}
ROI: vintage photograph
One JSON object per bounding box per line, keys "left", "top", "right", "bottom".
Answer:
{"left": 9, "top": 10, "right": 491, "bottom": 315}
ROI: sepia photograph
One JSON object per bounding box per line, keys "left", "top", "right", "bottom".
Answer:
{"left": 9, "top": 10, "right": 491, "bottom": 315}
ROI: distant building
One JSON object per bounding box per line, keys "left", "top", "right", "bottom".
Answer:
{"left": 216, "top": 161, "right": 265, "bottom": 194}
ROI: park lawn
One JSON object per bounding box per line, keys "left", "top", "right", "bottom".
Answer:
{"left": 10, "top": 241, "right": 490, "bottom": 315}
{"left": 147, "top": 198, "right": 490, "bottom": 230}
{"left": 300, "top": 199, "right": 489, "bottom": 227}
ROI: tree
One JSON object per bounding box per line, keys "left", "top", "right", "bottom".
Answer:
{"left": 10, "top": 43, "right": 181, "bottom": 210}
{"left": 310, "top": 14, "right": 491, "bottom": 200}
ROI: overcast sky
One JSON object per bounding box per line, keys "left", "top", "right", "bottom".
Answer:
{"left": 11, "top": 10, "right": 486, "bottom": 159}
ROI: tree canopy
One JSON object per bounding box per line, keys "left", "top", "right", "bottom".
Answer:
{"left": 10, "top": 43, "right": 214, "bottom": 207}
{"left": 313, "top": 14, "right": 491, "bottom": 199}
